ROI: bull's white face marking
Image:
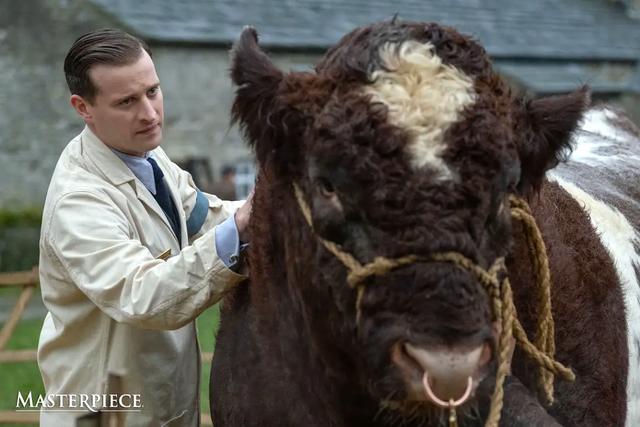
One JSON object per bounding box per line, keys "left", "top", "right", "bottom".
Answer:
{"left": 365, "top": 41, "right": 476, "bottom": 179}
{"left": 548, "top": 174, "right": 640, "bottom": 426}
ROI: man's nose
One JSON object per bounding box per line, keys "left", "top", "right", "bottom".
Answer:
{"left": 138, "top": 97, "right": 158, "bottom": 122}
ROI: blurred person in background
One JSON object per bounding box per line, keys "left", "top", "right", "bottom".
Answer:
{"left": 210, "top": 164, "right": 237, "bottom": 201}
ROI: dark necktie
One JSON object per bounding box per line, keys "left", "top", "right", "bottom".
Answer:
{"left": 147, "top": 157, "right": 182, "bottom": 244}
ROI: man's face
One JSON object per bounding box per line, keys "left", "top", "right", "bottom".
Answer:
{"left": 79, "top": 49, "right": 164, "bottom": 156}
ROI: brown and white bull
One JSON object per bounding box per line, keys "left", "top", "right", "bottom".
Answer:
{"left": 210, "top": 20, "right": 640, "bottom": 426}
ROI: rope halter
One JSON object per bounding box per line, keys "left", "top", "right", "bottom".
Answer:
{"left": 292, "top": 182, "right": 575, "bottom": 427}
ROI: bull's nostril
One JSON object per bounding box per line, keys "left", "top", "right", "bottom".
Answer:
{"left": 479, "top": 341, "right": 492, "bottom": 368}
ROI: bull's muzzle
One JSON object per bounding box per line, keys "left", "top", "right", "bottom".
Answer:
{"left": 391, "top": 341, "right": 492, "bottom": 405}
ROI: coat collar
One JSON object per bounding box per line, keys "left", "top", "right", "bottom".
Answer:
{"left": 80, "top": 126, "right": 183, "bottom": 247}
{"left": 80, "top": 126, "right": 137, "bottom": 187}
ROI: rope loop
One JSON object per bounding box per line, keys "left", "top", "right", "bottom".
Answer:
{"left": 292, "top": 184, "right": 575, "bottom": 426}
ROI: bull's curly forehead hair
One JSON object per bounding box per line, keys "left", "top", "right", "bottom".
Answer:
{"left": 64, "top": 28, "right": 151, "bottom": 102}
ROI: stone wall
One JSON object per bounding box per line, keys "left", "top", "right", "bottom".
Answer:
{"left": 0, "top": 0, "right": 319, "bottom": 209}
{"left": 0, "top": 0, "right": 115, "bottom": 209}
{"left": 151, "top": 46, "right": 319, "bottom": 188}
{"left": 1, "top": 0, "right": 638, "bottom": 211}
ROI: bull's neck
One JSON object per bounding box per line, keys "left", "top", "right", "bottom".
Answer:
{"left": 507, "top": 180, "right": 564, "bottom": 294}
{"left": 505, "top": 179, "right": 585, "bottom": 384}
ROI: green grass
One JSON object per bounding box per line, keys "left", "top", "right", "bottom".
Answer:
{"left": 0, "top": 317, "right": 45, "bottom": 427}
{"left": 197, "top": 304, "right": 221, "bottom": 417}
{"left": 0, "top": 288, "right": 22, "bottom": 298}
{"left": 0, "top": 304, "right": 222, "bottom": 426}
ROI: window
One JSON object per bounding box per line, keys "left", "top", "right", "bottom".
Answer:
{"left": 234, "top": 160, "right": 256, "bottom": 199}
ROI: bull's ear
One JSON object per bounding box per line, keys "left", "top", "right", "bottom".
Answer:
{"left": 230, "top": 27, "right": 291, "bottom": 167}
{"left": 516, "top": 86, "right": 590, "bottom": 193}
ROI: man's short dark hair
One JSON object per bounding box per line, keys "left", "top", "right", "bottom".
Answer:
{"left": 64, "top": 28, "right": 151, "bottom": 102}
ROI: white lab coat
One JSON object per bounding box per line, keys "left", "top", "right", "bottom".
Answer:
{"left": 37, "top": 126, "right": 245, "bottom": 426}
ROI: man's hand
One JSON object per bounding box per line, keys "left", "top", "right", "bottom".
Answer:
{"left": 234, "top": 189, "right": 254, "bottom": 243}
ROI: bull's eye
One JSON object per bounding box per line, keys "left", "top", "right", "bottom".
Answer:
{"left": 312, "top": 175, "right": 344, "bottom": 221}
{"left": 317, "top": 177, "right": 336, "bottom": 198}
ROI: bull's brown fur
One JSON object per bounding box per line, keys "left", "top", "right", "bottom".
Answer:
{"left": 508, "top": 183, "right": 627, "bottom": 426}
{"left": 210, "top": 20, "right": 629, "bottom": 426}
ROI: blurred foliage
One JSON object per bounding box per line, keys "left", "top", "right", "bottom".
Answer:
{"left": 0, "top": 208, "right": 42, "bottom": 228}
{"left": 0, "top": 226, "right": 40, "bottom": 273}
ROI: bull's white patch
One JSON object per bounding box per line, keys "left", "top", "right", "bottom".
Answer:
{"left": 571, "top": 108, "right": 640, "bottom": 167}
{"left": 580, "top": 108, "right": 637, "bottom": 144}
{"left": 365, "top": 41, "right": 476, "bottom": 179}
{"left": 549, "top": 174, "right": 640, "bottom": 426}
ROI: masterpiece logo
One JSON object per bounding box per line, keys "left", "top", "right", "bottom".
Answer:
{"left": 16, "top": 391, "right": 143, "bottom": 412}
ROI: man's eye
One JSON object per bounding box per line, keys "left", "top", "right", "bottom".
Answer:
{"left": 120, "top": 97, "right": 134, "bottom": 106}
{"left": 148, "top": 86, "right": 160, "bottom": 96}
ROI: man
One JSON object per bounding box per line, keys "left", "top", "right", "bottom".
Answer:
{"left": 37, "top": 28, "right": 251, "bottom": 426}
{"left": 210, "top": 165, "right": 237, "bottom": 200}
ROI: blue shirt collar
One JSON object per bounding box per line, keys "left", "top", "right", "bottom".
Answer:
{"left": 110, "top": 149, "right": 157, "bottom": 195}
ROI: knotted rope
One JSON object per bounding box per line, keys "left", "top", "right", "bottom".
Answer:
{"left": 292, "top": 183, "right": 575, "bottom": 427}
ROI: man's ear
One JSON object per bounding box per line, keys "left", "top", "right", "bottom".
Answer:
{"left": 516, "top": 86, "right": 590, "bottom": 193}
{"left": 230, "top": 27, "right": 306, "bottom": 174}
{"left": 70, "top": 94, "right": 93, "bottom": 124}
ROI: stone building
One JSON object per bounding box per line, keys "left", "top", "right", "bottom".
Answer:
{"left": 1, "top": 0, "right": 639, "bottom": 209}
